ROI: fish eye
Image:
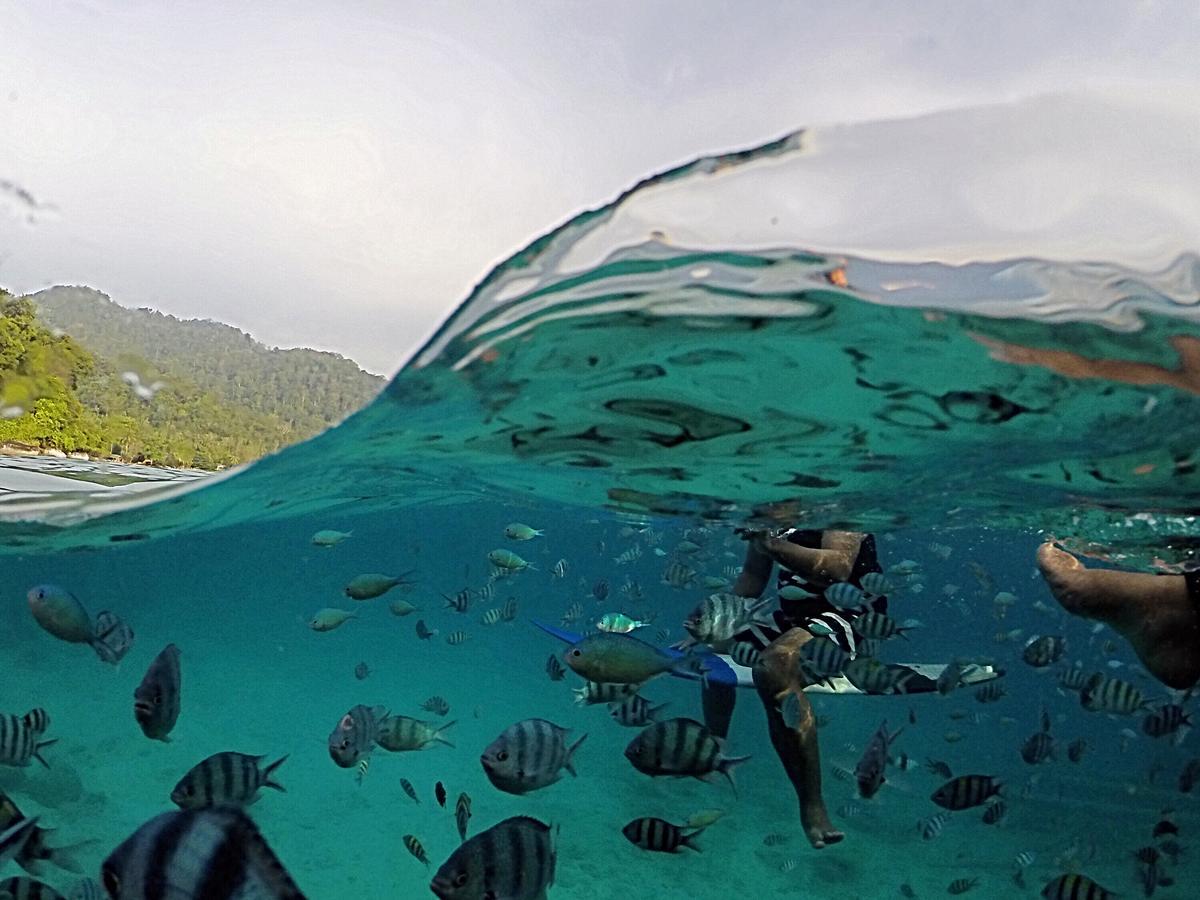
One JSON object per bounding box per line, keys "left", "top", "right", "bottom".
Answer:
{"left": 569, "top": 649, "right": 582, "bottom": 657}
{"left": 497, "top": 750, "right": 508, "bottom": 761}
{"left": 102, "top": 866, "right": 121, "bottom": 896}
{"left": 454, "top": 873, "right": 469, "bottom": 887}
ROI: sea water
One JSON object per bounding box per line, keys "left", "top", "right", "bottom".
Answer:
{"left": 2, "top": 95, "right": 1199, "bottom": 898}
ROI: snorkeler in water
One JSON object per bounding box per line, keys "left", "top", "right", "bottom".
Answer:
{"left": 1037, "top": 541, "right": 1200, "bottom": 690}
{"left": 700, "top": 528, "right": 887, "bottom": 849}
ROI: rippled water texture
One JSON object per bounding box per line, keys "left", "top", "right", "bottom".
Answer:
{"left": 3, "top": 93, "right": 1199, "bottom": 563}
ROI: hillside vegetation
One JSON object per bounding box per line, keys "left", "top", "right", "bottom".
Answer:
{"left": 0, "top": 287, "right": 383, "bottom": 468}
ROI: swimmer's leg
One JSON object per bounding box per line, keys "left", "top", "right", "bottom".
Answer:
{"left": 753, "top": 628, "right": 844, "bottom": 849}
{"left": 1037, "top": 541, "right": 1200, "bottom": 690}
{"left": 701, "top": 678, "right": 736, "bottom": 740}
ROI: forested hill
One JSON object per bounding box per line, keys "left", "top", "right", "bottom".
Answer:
{"left": 30, "top": 286, "right": 383, "bottom": 435}
{"left": 0, "top": 287, "right": 383, "bottom": 469}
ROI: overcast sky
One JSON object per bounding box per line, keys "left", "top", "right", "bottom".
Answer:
{"left": 2, "top": 2, "right": 1198, "bottom": 374}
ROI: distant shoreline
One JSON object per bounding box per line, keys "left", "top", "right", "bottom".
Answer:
{"left": 0, "top": 442, "right": 215, "bottom": 472}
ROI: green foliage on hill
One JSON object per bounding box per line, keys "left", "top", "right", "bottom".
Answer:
{"left": 0, "top": 287, "right": 383, "bottom": 468}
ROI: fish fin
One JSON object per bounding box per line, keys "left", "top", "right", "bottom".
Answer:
{"left": 564, "top": 732, "right": 588, "bottom": 776}
{"left": 263, "top": 754, "right": 289, "bottom": 792}
{"left": 435, "top": 720, "right": 458, "bottom": 748}
{"left": 33, "top": 739, "right": 58, "bottom": 768}
{"left": 683, "top": 827, "right": 705, "bottom": 852}
{"left": 44, "top": 838, "right": 99, "bottom": 874}
{"left": 718, "top": 754, "right": 752, "bottom": 796}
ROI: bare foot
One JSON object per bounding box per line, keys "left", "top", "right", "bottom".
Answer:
{"left": 1036, "top": 542, "right": 1200, "bottom": 690}
{"left": 801, "top": 803, "right": 845, "bottom": 849}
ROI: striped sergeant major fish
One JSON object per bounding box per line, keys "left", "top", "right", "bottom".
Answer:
{"left": 327, "top": 704, "right": 387, "bottom": 768}
{"left": 622, "top": 817, "right": 703, "bottom": 853}
{"left": 931, "top": 774, "right": 1003, "bottom": 811}
{"left": 917, "top": 811, "right": 949, "bottom": 841}
{"left": 798, "top": 637, "right": 849, "bottom": 682}
{"left": 454, "top": 793, "right": 471, "bottom": 843}
{"left": 609, "top": 695, "right": 668, "bottom": 727}
{"left": 1080, "top": 673, "right": 1150, "bottom": 714}
{"left": 0, "top": 713, "right": 56, "bottom": 769}
{"left": 0, "top": 817, "right": 39, "bottom": 873}
{"left": 480, "top": 719, "right": 587, "bottom": 795}
{"left": 573, "top": 681, "right": 638, "bottom": 705}
{"left": 100, "top": 808, "right": 304, "bottom": 899}
{"left": 0, "top": 789, "right": 87, "bottom": 875}
{"left": 170, "top": 752, "right": 288, "bottom": 809}
{"left": 624, "top": 718, "right": 750, "bottom": 793}
{"left": 0, "top": 876, "right": 68, "bottom": 899}
{"left": 70, "top": 877, "right": 104, "bottom": 900}
{"left": 1040, "top": 873, "right": 1117, "bottom": 899}
{"left": 851, "top": 611, "right": 915, "bottom": 641}
{"left": 843, "top": 658, "right": 921, "bottom": 695}
{"left": 443, "top": 590, "right": 472, "bottom": 613}
{"left": 133, "top": 644, "right": 182, "bottom": 742}
{"left": 430, "top": 816, "right": 555, "bottom": 900}
{"left": 400, "top": 840, "right": 429, "bottom": 868}
{"left": 376, "top": 716, "right": 457, "bottom": 752}
{"left": 1142, "top": 703, "right": 1191, "bottom": 738}
{"left": 1057, "top": 664, "right": 1091, "bottom": 693}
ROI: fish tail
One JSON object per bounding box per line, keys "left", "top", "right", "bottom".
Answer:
{"left": 683, "top": 827, "right": 705, "bottom": 853}
{"left": 33, "top": 738, "right": 58, "bottom": 769}
{"left": 564, "top": 732, "right": 589, "bottom": 777}
{"left": 435, "top": 720, "right": 458, "bottom": 748}
{"left": 648, "top": 702, "right": 670, "bottom": 722}
{"left": 263, "top": 754, "right": 289, "bottom": 792}
{"left": 719, "top": 754, "right": 751, "bottom": 796}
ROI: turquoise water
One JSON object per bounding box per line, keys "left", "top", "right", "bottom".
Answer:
{"left": 2, "top": 97, "right": 1199, "bottom": 898}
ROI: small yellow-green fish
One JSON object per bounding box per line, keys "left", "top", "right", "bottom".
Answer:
{"left": 388, "top": 599, "right": 420, "bottom": 617}
{"left": 685, "top": 808, "right": 729, "bottom": 829}
{"left": 345, "top": 572, "right": 414, "bottom": 601}
{"left": 311, "top": 529, "right": 352, "bottom": 547}
{"left": 596, "top": 612, "right": 649, "bottom": 634}
{"left": 503, "top": 523, "right": 544, "bottom": 541}
{"left": 487, "top": 549, "right": 534, "bottom": 572}
{"left": 309, "top": 608, "right": 357, "bottom": 632}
